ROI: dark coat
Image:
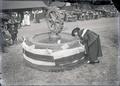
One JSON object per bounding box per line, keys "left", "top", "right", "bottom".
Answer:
{"left": 0, "top": 28, "right": 5, "bottom": 52}
{"left": 0, "top": 29, "right": 4, "bottom": 46}
{"left": 78, "top": 29, "right": 103, "bottom": 62}
{"left": 35, "top": 13, "right": 40, "bottom": 23}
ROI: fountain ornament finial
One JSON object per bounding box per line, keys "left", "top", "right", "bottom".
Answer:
{"left": 46, "top": 6, "right": 65, "bottom": 35}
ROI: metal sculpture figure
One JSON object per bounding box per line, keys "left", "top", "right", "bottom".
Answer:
{"left": 46, "top": 6, "right": 65, "bottom": 40}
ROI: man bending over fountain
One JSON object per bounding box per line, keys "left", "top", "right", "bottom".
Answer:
{"left": 71, "top": 27, "right": 103, "bottom": 64}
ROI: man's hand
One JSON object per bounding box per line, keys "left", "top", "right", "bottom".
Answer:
{"left": 80, "top": 37, "right": 84, "bottom": 44}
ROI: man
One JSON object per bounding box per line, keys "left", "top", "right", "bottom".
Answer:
{"left": 7, "top": 17, "right": 18, "bottom": 44}
{"left": 71, "top": 27, "right": 103, "bottom": 64}
{"left": 0, "top": 24, "right": 6, "bottom": 53}
{"left": 35, "top": 10, "right": 40, "bottom": 23}
{"left": 8, "top": 24, "right": 18, "bottom": 44}
{"left": 22, "top": 11, "right": 30, "bottom": 26}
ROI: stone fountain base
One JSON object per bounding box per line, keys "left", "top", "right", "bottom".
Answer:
{"left": 22, "top": 32, "right": 85, "bottom": 72}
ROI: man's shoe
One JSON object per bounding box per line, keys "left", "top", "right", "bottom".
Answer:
{"left": 94, "top": 60, "right": 100, "bottom": 63}
{"left": 2, "top": 51, "right": 8, "bottom": 53}
{"left": 80, "top": 57, "right": 85, "bottom": 60}
{"left": 87, "top": 60, "right": 100, "bottom": 64}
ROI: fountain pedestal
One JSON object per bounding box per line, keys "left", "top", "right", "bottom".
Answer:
{"left": 22, "top": 32, "right": 85, "bottom": 72}
{"left": 48, "top": 32, "right": 61, "bottom": 43}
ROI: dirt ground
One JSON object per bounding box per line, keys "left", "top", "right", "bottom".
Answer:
{"left": 1, "top": 17, "right": 120, "bottom": 85}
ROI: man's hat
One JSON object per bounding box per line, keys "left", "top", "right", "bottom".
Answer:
{"left": 71, "top": 27, "right": 80, "bottom": 36}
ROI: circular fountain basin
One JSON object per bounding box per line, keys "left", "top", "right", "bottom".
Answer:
{"left": 22, "top": 32, "right": 85, "bottom": 72}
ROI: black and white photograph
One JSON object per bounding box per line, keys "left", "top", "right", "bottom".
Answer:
{"left": 0, "top": 0, "right": 120, "bottom": 85}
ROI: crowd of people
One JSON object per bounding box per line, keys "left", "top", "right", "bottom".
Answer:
{"left": 21, "top": 9, "right": 44, "bottom": 26}
{"left": 0, "top": 12, "right": 19, "bottom": 53}
{"left": 0, "top": 9, "right": 45, "bottom": 53}
{"left": 62, "top": 5, "right": 118, "bottom": 22}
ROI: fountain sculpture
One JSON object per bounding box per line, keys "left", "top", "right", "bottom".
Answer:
{"left": 22, "top": 7, "right": 85, "bottom": 72}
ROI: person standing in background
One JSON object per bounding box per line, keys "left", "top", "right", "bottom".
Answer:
{"left": 22, "top": 11, "right": 30, "bottom": 26}
{"left": 0, "top": 24, "right": 6, "bottom": 53}
{"left": 35, "top": 10, "right": 40, "bottom": 23}
{"left": 7, "top": 14, "right": 18, "bottom": 44}
{"left": 25, "top": 11, "right": 30, "bottom": 26}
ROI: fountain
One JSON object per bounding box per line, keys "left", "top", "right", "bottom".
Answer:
{"left": 22, "top": 7, "right": 85, "bottom": 72}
